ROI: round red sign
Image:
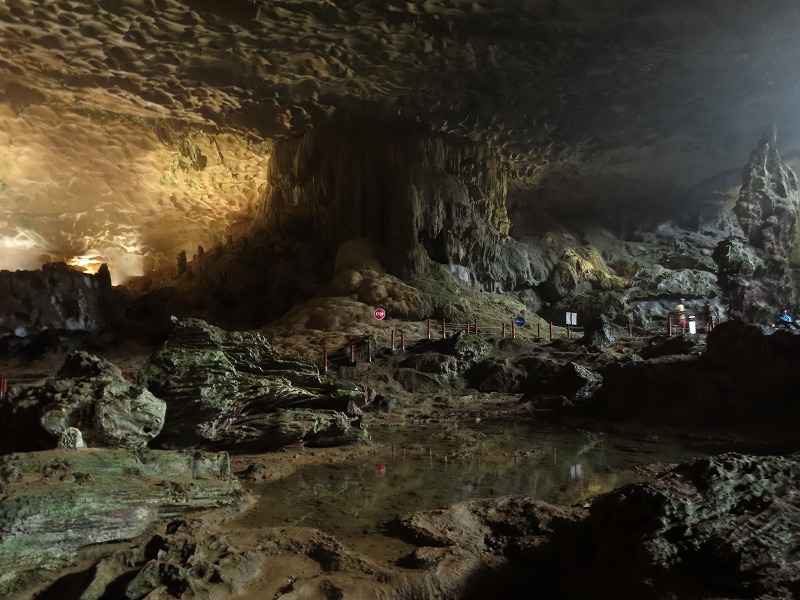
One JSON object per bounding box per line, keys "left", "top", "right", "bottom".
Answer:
{"left": 374, "top": 307, "right": 386, "bottom": 320}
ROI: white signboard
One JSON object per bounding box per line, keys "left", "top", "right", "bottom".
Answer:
{"left": 565, "top": 312, "right": 578, "bottom": 326}
{"left": 688, "top": 320, "right": 696, "bottom": 334}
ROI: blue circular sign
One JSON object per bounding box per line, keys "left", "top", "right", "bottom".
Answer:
{"left": 513, "top": 316, "right": 525, "bottom": 327}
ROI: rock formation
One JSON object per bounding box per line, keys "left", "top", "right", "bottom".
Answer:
{"left": 0, "top": 351, "right": 165, "bottom": 453}
{"left": 715, "top": 126, "right": 800, "bottom": 319}
{"left": 0, "top": 448, "right": 242, "bottom": 598}
{"left": 138, "top": 317, "right": 367, "bottom": 450}
{"left": 256, "top": 122, "right": 511, "bottom": 283}
{"left": 580, "top": 453, "right": 800, "bottom": 599}
{"left": 0, "top": 263, "right": 121, "bottom": 351}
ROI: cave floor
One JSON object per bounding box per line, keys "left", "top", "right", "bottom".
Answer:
{"left": 3, "top": 332, "right": 797, "bottom": 599}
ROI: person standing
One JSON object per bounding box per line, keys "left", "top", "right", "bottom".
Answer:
{"left": 674, "top": 298, "right": 687, "bottom": 333}
{"left": 703, "top": 300, "right": 718, "bottom": 332}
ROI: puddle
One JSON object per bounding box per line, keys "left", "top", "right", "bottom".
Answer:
{"left": 238, "top": 421, "right": 704, "bottom": 556}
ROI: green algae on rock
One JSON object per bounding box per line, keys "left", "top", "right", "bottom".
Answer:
{"left": 138, "top": 317, "right": 366, "bottom": 450}
{"left": 0, "top": 448, "right": 242, "bottom": 598}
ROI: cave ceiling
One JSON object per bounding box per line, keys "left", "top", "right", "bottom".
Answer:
{"left": 2, "top": 0, "right": 800, "bottom": 282}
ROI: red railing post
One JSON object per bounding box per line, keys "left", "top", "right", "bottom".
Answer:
{"left": 511, "top": 321, "right": 516, "bottom": 339}
{"left": 549, "top": 321, "right": 553, "bottom": 340}
{"left": 467, "top": 322, "right": 471, "bottom": 334}
{"left": 502, "top": 323, "right": 506, "bottom": 338}
{"left": 323, "top": 349, "right": 328, "bottom": 374}
{"left": 400, "top": 330, "right": 405, "bottom": 351}
{"left": 668, "top": 318, "right": 673, "bottom": 336}
{"left": 427, "top": 319, "right": 431, "bottom": 339}
{"left": 537, "top": 323, "right": 541, "bottom": 339}
{"left": 628, "top": 322, "right": 633, "bottom": 337}
{"left": 368, "top": 339, "right": 373, "bottom": 363}
{"left": 442, "top": 319, "right": 446, "bottom": 339}
{"left": 474, "top": 319, "right": 478, "bottom": 334}
{"left": 567, "top": 325, "right": 572, "bottom": 339}
{"left": 391, "top": 329, "right": 396, "bottom": 351}
{"left": 350, "top": 344, "right": 356, "bottom": 365}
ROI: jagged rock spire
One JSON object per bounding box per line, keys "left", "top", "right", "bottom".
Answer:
{"left": 733, "top": 124, "right": 800, "bottom": 260}
{"left": 714, "top": 126, "right": 800, "bottom": 319}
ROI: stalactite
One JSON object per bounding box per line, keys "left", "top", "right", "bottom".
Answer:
{"left": 251, "top": 121, "right": 511, "bottom": 288}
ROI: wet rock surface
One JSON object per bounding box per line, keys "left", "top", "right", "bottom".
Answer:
{"left": 1, "top": 323, "right": 800, "bottom": 599}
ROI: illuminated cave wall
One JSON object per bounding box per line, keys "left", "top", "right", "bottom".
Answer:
{"left": 0, "top": 101, "right": 270, "bottom": 284}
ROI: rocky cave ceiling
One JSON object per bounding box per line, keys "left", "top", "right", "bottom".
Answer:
{"left": 2, "top": 0, "right": 800, "bottom": 283}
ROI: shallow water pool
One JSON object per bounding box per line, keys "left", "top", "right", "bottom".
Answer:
{"left": 238, "top": 421, "right": 704, "bottom": 555}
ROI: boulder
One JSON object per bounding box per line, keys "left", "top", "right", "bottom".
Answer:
{"left": 194, "top": 408, "right": 369, "bottom": 450}
{"left": 637, "top": 333, "right": 698, "bottom": 359}
{"left": 401, "top": 353, "right": 461, "bottom": 379}
{"left": 545, "top": 362, "right": 602, "bottom": 402}
{"left": 434, "top": 330, "right": 492, "bottom": 370}
{"left": 138, "top": 317, "right": 364, "bottom": 450}
{"left": 72, "top": 520, "right": 262, "bottom": 600}
{"left": 1, "top": 351, "right": 165, "bottom": 452}
{"left": 57, "top": 427, "right": 86, "bottom": 449}
{"left": 467, "top": 355, "right": 559, "bottom": 393}
{"left": 706, "top": 319, "right": 771, "bottom": 366}
{"left": 581, "top": 314, "right": 617, "bottom": 350}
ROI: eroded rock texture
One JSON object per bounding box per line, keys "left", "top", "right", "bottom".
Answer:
{"left": 138, "top": 317, "right": 367, "bottom": 450}
{"left": 715, "top": 126, "right": 800, "bottom": 319}
{"left": 0, "top": 351, "right": 165, "bottom": 453}
{"left": 256, "top": 122, "right": 510, "bottom": 284}
{"left": 0, "top": 263, "right": 120, "bottom": 349}
{"left": 0, "top": 448, "right": 242, "bottom": 598}
{"left": 388, "top": 453, "right": 800, "bottom": 600}
{"left": 583, "top": 453, "right": 800, "bottom": 599}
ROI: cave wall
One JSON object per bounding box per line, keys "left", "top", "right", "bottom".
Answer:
{"left": 251, "top": 121, "right": 510, "bottom": 286}
{"left": 0, "top": 262, "right": 120, "bottom": 344}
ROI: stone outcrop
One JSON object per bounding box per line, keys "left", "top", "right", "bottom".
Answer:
{"left": 138, "top": 317, "right": 367, "bottom": 450}
{"left": 0, "top": 263, "right": 121, "bottom": 350}
{"left": 0, "top": 448, "right": 242, "bottom": 598}
{"left": 0, "top": 351, "right": 165, "bottom": 453}
{"left": 467, "top": 355, "right": 559, "bottom": 394}
{"left": 545, "top": 362, "right": 602, "bottom": 403}
{"left": 579, "top": 453, "right": 800, "bottom": 599}
{"left": 71, "top": 520, "right": 263, "bottom": 600}
{"left": 715, "top": 126, "right": 800, "bottom": 319}
{"left": 387, "top": 453, "right": 800, "bottom": 600}
{"left": 129, "top": 122, "right": 518, "bottom": 325}
{"left": 636, "top": 333, "right": 699, "bottom": 359}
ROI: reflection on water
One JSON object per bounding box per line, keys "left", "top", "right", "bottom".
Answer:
{"left": 239, "top": 422, "right": 703, "bottom": 547}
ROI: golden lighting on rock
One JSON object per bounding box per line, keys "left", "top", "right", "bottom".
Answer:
{"left": 0, "top": 102, "right": 270, "bottom": 285}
